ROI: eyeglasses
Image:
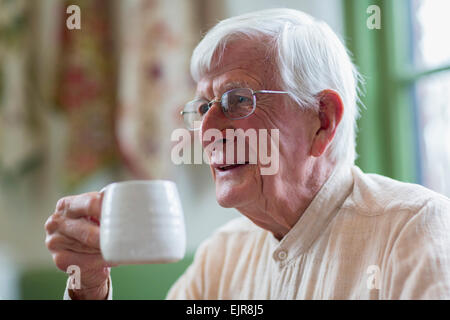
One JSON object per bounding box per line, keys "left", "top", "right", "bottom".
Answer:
{"left": 180, "top": 87, "right": 289, "bottom": 131}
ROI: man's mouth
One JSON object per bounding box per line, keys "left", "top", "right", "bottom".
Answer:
{"left": 216, "top": 162, "right": 250, "bottom": 171}
{"left": 209, "top": 136, "right": 252, "bottom": 172}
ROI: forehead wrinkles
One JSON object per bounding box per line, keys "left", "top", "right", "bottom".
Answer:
{"left": 215, "top": 40, "right": 272, "bottom": 78}
{"left": 196, "top": 40, "right": 277, "bottom": 97}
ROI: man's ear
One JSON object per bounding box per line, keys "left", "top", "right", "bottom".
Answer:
{"left": 310, "top": 89, "right": 344, "bottom": 157}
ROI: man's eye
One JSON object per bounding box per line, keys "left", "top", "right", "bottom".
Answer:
{"left": 199, "top": 104, "right": 209, "bottom": 115}
{"left": 233, "top": 95, "right": 251, "bottom": 105}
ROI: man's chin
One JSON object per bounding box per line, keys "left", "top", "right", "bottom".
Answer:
{"left": 212, "top": 164, "right": 257, "bottom": 208}
{"left": 216, "top": 198, "right": 235, "bottom": 208}
{"left": 215, "top": 184, "right": 253, "bottom": 208}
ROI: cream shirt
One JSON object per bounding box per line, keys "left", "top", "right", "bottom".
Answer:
{"left": 64, "top": 165, "right": 450, "bottom": 299}
{"left": 166, "top": 165, "right": 450, "bottom": 299}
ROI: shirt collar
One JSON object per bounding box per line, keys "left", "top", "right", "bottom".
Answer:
{"left": 269, "top": 164, "right": 354, "bottom": 262}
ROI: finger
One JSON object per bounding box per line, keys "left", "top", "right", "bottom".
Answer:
{"left": 85, "top": 216, "right": 100, "bottom": 226}
{"left": 46, "top": 233, "right": 100, "bottom": 255}
{"left": 57, "top": 218, "right": 100, "bottom": 249}
{"left": 45, "top": 214, "right": 60, "bottom": 235}
{"left": 58, "top": 192, "right": 103, "bottom": 219}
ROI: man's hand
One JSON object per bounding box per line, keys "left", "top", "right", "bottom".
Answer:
{"left": 45, "top": 192, "right": 111, "bottom": 299}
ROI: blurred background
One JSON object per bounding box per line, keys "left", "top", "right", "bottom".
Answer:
{"left": 0, "top": 0, "right": 448, "bottom": 299}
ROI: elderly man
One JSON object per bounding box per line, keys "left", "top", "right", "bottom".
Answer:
{"left": 45, "top": 9, "right": 450, "bottom": 299}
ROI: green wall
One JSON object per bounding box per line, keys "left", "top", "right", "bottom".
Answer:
{"left": 20, "top": 255, "right": 193, "bottom": 300}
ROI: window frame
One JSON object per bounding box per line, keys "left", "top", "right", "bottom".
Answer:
{"left": 343, "top": 0, "right": 450, "bottom": 183}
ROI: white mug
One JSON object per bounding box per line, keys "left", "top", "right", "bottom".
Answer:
{"left": 100, "top": 180, "right": 186, "bottom": 265}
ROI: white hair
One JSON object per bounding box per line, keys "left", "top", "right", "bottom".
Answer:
{"left": 191, "top": 8, "right": 363, "bottom": 166}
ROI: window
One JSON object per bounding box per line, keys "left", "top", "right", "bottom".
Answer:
{"left": 344, "top": 0, "right": 450, "bottom": 197}
{"left": 411, "top": 0, "right": 450, "bottom": 196}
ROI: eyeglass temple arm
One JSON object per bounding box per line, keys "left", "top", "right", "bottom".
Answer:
{"left": 180, "top": 111, "right": 197, "bottom": 115}
{"left": 254, "top": 90, "right": 290, "bottom": 94}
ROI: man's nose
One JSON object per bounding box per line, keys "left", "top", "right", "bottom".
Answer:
{"left": 200, "top": 101, "right": 230, "bottom": 145}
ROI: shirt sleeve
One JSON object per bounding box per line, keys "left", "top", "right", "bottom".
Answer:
{"left": 382, "top": 198, "right": 450, "bottom": 299}
{"left": 63, "top": 275, "right": 113, "bottom": 300}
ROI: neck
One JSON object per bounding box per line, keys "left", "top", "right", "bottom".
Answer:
{"left": 237, "top": 158, "right": 336, "bottom": 241}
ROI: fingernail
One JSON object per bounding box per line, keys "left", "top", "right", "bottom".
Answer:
{"left": 56, "top": 199, "right": 65, "bottom": 211}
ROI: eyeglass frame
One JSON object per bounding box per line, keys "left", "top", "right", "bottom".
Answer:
{"left": 180, "top": 87, "right": 290, "bottom": 131}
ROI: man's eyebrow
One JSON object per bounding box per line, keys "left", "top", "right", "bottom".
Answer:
{"left": 222, "top": 81, "right": 250, "bottom": 91}
{"left": 194, "top": 81, "right": 251, "bottom": 100}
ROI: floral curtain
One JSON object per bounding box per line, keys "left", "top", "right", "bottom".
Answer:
{"left": 0, "top": 0, "right": 196, "bottom": 188}
{"left": 0, "top": 0, "right": 44, "bottom": 185}
{"left": 57, "top": 0, "right": 118, "bottom": 188}
{"left": 115, "top": 0, "right": 194, "bottom": 179}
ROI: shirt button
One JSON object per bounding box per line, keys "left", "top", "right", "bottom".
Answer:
{"left": 277, "top": 250, "right": 288, "bottom": 261}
